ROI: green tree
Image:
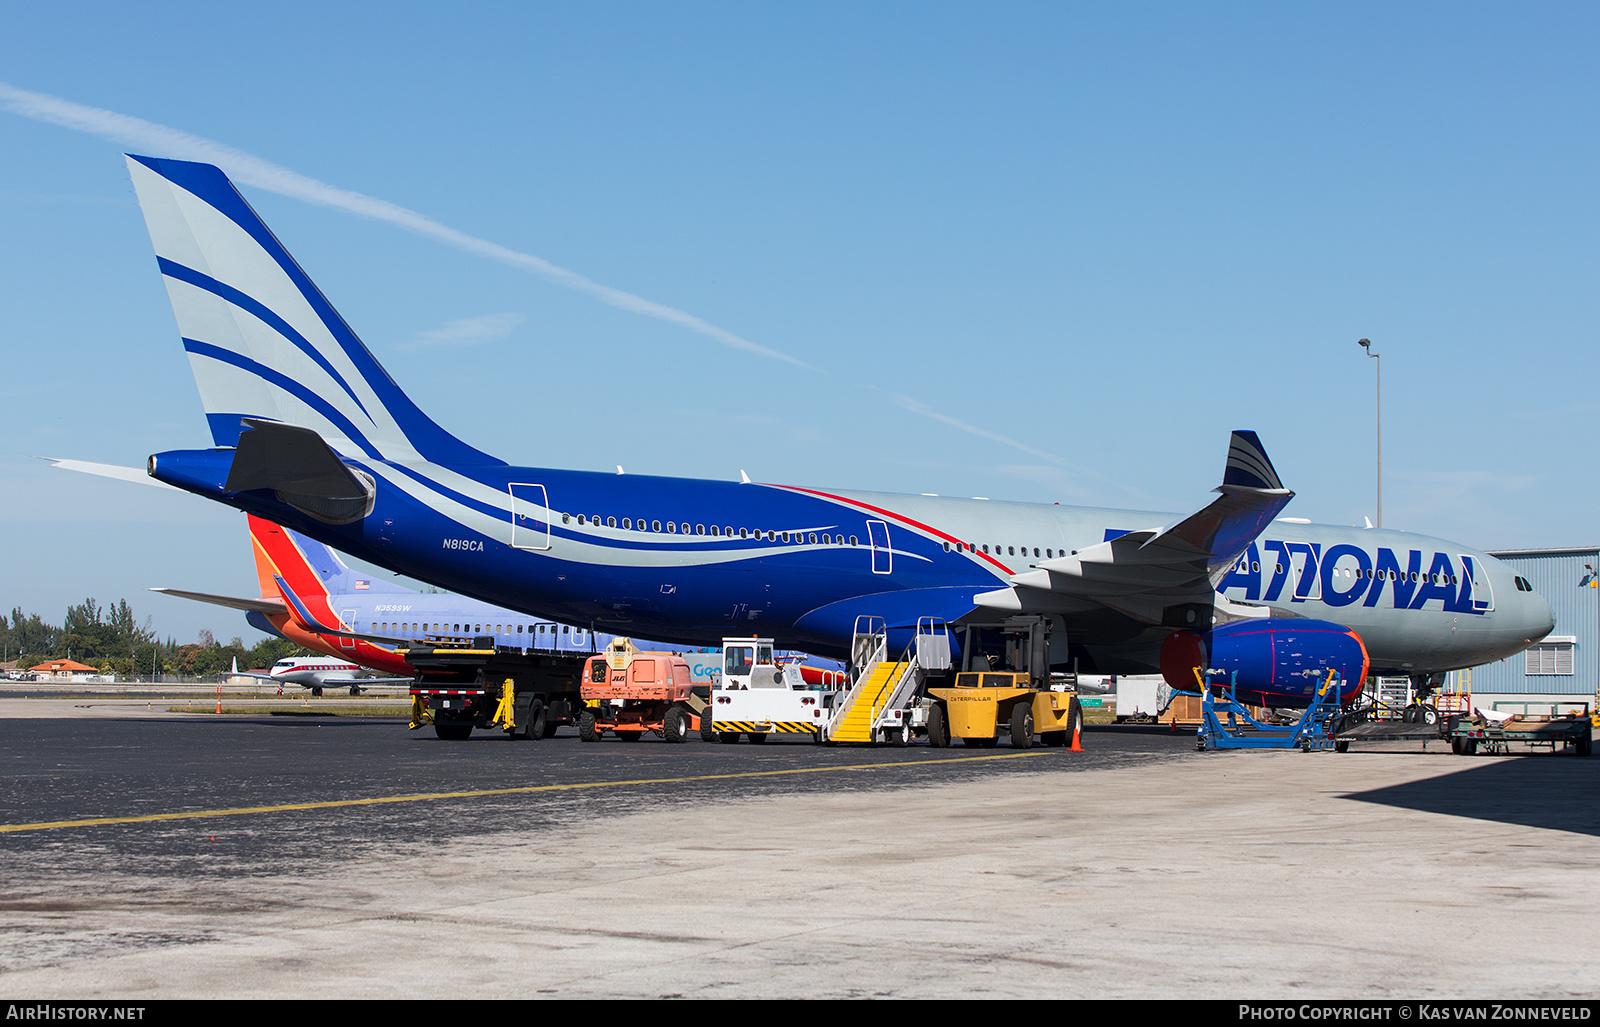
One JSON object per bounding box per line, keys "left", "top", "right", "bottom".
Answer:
{"left": 60, "top": 597, "right": 156, "bottom": 669}
{"left": 2, "top": 597, "right": 316, "bottom": 677}
{"left": 3, "top": 608, "right": 63, "bottom": 665}
{"left": 246, "top": 636, "right": 303, "bottom": 668}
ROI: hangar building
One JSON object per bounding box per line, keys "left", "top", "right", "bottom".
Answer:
{"left": 1457, "top": 547, "right": 1600, "bottom": 714}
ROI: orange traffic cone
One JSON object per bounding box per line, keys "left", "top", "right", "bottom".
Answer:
{"left": 1069, "top": 717, "right": 1084, "bottom": 751}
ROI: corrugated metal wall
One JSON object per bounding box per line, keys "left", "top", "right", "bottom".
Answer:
{"left": 1467, "top": 549, "right": 1598, "bottom": 696}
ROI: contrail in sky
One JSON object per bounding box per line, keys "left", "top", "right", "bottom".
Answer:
{"left": 887, "top": 393, "right": 1135, "bottom": 494}
{"left": 2, "top": 82, "right": 1113, "bottom": 476}
{"left": 0, "top": 81, "right": 816, "bottom": 371}
{"left": 890, "top": 394, "right": 1066, "bottom": 466}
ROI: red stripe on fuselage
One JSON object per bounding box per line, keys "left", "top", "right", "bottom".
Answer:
{"left": 774, "top": 484, "right": 1014, "bottom": 576}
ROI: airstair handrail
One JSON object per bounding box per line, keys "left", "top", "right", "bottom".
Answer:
{"left": 867, "top": 617, "right": 949, "bottom": 732}
{"left": 829, "top": 616, "right": 951, "bottom": 739}
{"left": 849, "top": 615, "right": 888, "bottom": 691}
{"left": 827, "top": 616, "right": 888, "bottom": 737}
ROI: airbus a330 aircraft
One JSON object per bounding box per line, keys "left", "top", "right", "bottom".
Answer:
{"left": 120, "top": 155, "right": 1555, "bottom": 708}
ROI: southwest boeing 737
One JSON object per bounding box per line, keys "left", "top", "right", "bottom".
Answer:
{"left": 120, "top": 155, "right": 1555, "bottom": 709}
{"left": 151, "top": 513, "right": 726, "bottom": 691}
{"left": 154, "top": 513, "right": 609, "bottom": 685}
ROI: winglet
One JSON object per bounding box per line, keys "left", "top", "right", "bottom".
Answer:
{"left": 1222, "top": 431, "right": 1284, "bottom": 491}
{"left": 273, "top": 573, "right": 406, "bottom": 646}
{"left": 273, "top": 574, "right": 339, "bottom": 635}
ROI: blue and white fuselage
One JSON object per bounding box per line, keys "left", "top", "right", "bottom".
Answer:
{"left": 124, "top": 154, "right": 1554, "bottom": 691}
{"left": 152, "top": 446, "right": 1551, "bottom": 676}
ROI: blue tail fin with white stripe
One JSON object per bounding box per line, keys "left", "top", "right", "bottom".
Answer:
{"left": 125, "top": 154, "right": 500, "bottom": 467}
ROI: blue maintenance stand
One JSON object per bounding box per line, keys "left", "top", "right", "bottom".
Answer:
{"left": 1188, "top": 668, "right": 1346, "bottom": 752}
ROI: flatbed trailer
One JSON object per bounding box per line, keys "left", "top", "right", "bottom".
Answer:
{"left": 405, "top": 635, "right": 588, "bottom": 741}
{"left": 1449, "top": 703, "right": 1593, "bottom": 757}
{"left": 1327, "top": 712, "right": 1454, "bottom": 752}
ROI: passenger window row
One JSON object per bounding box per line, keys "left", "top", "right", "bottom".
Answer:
{"left": 558, "top": 512, "right": 859, "bottom": 546}
{"left": 553, "top": 512, "right": 1072, "bottom": 562}
{"left": 1348, "top": 568, "right": 1458, "bottom": 585}
{"left": 942, "top": 541, "right": 1060, "bottom": 559}
{"left": 371, "top": 622, "right": 584, "bottom": 639}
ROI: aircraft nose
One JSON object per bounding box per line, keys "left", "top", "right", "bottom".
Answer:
{"left": 1526, "top": 587, "right": 1556, "bottom": 642}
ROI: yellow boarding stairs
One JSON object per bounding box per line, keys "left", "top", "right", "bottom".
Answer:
{"left": 825, "top": 617, "right": 951, "bottom": 744}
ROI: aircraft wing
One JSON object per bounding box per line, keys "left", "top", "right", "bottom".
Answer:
{"left": 149, "top": 587, "right": 288, "bottom": 616}
{"left": 977, "top": 431, "right": 1294, "bottom": 627}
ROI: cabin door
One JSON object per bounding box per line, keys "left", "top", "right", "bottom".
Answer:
{"left": 867, "top": 519, "right": 892, "bottom": 574}
{"left": 510, "top": 483, "right": 551, "bottom": 550}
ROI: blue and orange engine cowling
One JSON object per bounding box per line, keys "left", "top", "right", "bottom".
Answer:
{"left": 1160, "top": 618, "right": 1369, "bottom": 708}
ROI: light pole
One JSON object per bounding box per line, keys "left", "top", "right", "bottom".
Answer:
{"left": 1358, "top": 338, "right": 1381, "bottom": 528}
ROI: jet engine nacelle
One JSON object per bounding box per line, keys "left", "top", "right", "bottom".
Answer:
{"left": 1159, "top": 618, "right": 1369, "bottom": 707}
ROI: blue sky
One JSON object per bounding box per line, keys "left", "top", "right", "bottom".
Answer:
{"left": 2, "top": 2, "right": 1596, "bottom": 645}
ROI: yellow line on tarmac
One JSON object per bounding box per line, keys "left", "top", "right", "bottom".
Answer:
{"left": 0, "top": 750, "right": 1054, "bottom": 834}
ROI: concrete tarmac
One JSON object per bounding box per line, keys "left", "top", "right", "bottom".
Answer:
{"left": 0, "top": 711, "right": 1596, "bottom": 1000}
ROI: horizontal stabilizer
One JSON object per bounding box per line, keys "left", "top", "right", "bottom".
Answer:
{"left": 149, "top": 587, "right": 286, "bottom": 616}
{"left": 41, "top": 456, "right": 182, "bottom": 490}
{"left": 225, "top": 419, "right": 375, "bottom": 525}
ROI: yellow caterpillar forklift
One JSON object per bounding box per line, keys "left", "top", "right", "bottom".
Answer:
{"left": 923, "top": 616, "right": 1083, "bottom": 749}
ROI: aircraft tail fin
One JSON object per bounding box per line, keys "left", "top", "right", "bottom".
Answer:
{"left": 124, "top": 154, "right": 500, "bottom": 466}
{"left": 247, "top": 513, "right": 412, "bottom": 603}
